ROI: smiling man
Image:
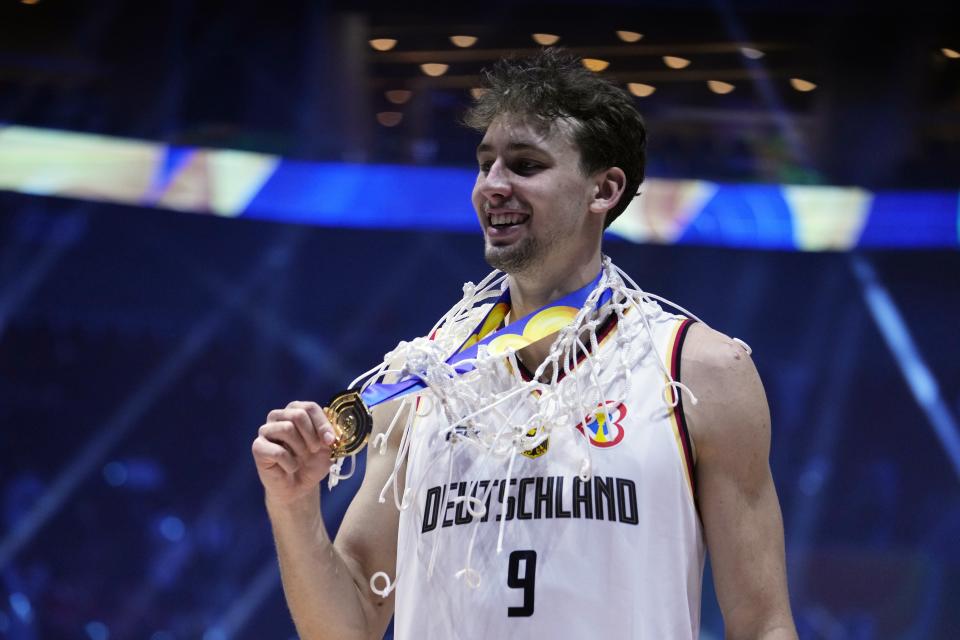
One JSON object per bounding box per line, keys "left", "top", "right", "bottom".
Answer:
{"left": 252, "top": 48, "right": 797, "bottom": 640}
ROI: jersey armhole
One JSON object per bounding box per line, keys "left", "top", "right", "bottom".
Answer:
{"left": 668, "top": 318, "right": 698, "bottom": 500}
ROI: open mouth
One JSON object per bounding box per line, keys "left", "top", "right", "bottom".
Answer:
{"left": 488, "top": 212, "right": 530, "bottom": 230}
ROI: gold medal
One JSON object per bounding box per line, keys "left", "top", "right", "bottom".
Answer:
{"left": 324, "top": 390, "right": 373, "bottom": 459}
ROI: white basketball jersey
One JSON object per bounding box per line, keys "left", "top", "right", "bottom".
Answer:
{"left": 393, "top": 303, "right": 704, "bottom": 639}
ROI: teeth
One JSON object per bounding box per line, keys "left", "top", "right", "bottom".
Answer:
{"left": 489, "top": 212, "right": 528, "bottom": 226}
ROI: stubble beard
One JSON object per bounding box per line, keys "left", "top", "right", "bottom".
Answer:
{"left": 483, "top": 234, "right": 541, "bottom": 274}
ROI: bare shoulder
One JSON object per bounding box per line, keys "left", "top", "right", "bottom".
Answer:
{"left": 679, "top": 322, "right": 770, "bottom": 462}
{"left": 681, "top": 322, "right": 757, "bottom": 383}
{"left": 681, "top": 324, "right": 796, "bottom": 637}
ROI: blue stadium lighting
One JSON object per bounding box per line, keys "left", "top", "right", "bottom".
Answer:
{"left": 0, "top": 236, "right": 296, "bottom": 571}
{"left": 797, "top": 455, "right": 829, "bottom": 497}
{"left": 852, "top": 255, "right": 960, "bottom": 482}
{"left": 120, "top": 458, "right": 165, "bottom": 491}
{"left": 245, "top": 161, "right": 477, "bottom": 230}
{"left": 8, "top": 592, "right": 31, "bottom": 623}
{"left": 0, "top": 299, "right": 225, "bottom": 570}
{"left": 2, "top": 125, "right": 958, "bottom": 249}
{"left": 84, "top": 620, "right": 110, "bottom": 640}
{"left": 206, "top": 560, "right": 283, "bottom": 637}
{"left": 202, "top": 626, "right": 228, "bottom": 640}
{"left": 102, "top": 461, "right": 128, "bottom": 487}
{"left": 159, "top": 516, "right": 186, "bottom": 542}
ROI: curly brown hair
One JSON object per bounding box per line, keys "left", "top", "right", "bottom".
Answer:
{"left": 464, "top": 47, "right": 647, "bottom": 228}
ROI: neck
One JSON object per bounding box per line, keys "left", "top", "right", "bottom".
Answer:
{"left": 507, "top": 249, "right": 603, "bottom": 321}
{"left": 504, "top": 249, "right": 602, "bottom": 381}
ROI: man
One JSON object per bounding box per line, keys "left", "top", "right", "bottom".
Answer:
{"left": 252, "top": 48, "right": 796, "bottom": 639}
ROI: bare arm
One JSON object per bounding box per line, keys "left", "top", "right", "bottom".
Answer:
{"left": 682, "top": 324, "right": 797, "bottom": 640}
{"left": 252, "top": 400, "right": 407, "bottom": 640}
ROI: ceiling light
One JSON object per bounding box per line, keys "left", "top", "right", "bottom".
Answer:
{"left": 20, "top": 0, "right": 41, "bottom": 4}
{"left": 707, "top": 80, "right": 735, "bottom": 94}
{"left": 369, "top": 38, "right": 397, "bottom": 52}
{"left": 663, "top": 56, "right": 691, "bottom": 69}
{"left": 420, "top": 63, "right": 449, "bottom": 77}
{"left": 450, "top": 35, "right": 478, "bottom": 48}
{"left": 616, "top": 30, "right": 643, "bottom": 43}
{"left": 385, "top": 90, "right": 412, "bottom": 105}
{"left": 532, "top": 33, "right": 560, "bottom": 46}
{"left": 943, "top": 48, "right": 960, "bottom": 59}
{"left": 582, "top": 58, "right": 610, "bottom": 72}
{"left": 627, "top": 83, "right": 656, "bottom": 97}
{"left": 376, "top": 112, "right": 403, "bottom": 127}
{"left": 790, "top": 78, "right": 817, "bottom": 92}
{"left": 740, "top": 47, "right": 764, "bottom": 60}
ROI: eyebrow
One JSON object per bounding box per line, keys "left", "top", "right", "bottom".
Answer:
{"left": 475, "top": 141, "right": 545, "bottom": 156}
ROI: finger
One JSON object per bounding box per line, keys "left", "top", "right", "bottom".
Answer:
{"left": 268, "top": 408, "right": 324, "bottom": 453}
{"left": 285, "top": 399, "right": 323, "bottom": 420}
{"left": 258, "top": 421, "right": 309, "bottom": 459}
{"left": 252, "top": 437, "right": 299, "bottom": 474}
{"left": 287, "top": 401, "right": 338, "bottom": 447}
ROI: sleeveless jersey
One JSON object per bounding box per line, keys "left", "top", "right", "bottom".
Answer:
{"left": 393, "top": 303, "right": 704, "bottom": 639}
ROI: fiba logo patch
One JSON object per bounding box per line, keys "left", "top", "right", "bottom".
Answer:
{"left": 576, "top": 401, "right": 627, "bottom": 448}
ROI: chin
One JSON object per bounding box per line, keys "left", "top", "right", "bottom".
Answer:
{"left": 484, "top": 238, "right": 538, "bottom": 273}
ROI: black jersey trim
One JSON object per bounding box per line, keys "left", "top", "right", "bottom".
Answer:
{"left": 514, "top": 311, "right": 621, "bottom": 383}
{"left": 670, "top": 318, "right": 697, "bottom": 496}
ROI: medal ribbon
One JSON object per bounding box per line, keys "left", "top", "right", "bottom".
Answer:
{"left": 359, "top": 270, "right": 613, "bottom": 408}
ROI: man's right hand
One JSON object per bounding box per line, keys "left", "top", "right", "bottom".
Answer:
{"left": 251, "top": 400, "right": 339, "bottom": 506}
{"left": 255, "top": 397, "right": 406, "bottom": 640}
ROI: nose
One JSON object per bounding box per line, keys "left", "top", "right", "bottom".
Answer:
{"left": 477, "top": 159, "right": 512, "bottom": 202}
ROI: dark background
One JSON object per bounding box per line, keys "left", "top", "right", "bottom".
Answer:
{"left": 1, "top": 1, "right": 959, "bottom": 638}
{"left": 3, "top": 192, "right": 959, "bottom": 638}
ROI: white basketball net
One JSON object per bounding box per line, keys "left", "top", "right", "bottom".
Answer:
{"left": 326, "top": 256, "right": 740, "bottom": 598}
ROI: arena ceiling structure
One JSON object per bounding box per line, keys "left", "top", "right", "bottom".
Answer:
{"left": 0, "top": 0, "right": 957, "bottom": 189}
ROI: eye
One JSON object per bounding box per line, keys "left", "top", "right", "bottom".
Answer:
{"left": 513, "top": 159, "right": 542, "bottom": 174}
{"left": 478, "top": 160, "right": 492, "bottom": 173}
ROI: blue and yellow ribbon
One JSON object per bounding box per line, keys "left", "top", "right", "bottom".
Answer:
{"left": 359, "top": 270, "right": 613, "bottom": 408}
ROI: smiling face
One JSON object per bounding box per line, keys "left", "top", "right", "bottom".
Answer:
{"left": 472, "top": 116, "right": 603, "bottom": 276}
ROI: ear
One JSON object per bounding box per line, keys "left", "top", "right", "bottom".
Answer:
{"left": 588, "top": 167, "right": 627, "bottom": 216}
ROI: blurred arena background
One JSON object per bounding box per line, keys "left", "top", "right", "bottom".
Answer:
{"left": 1, "top": 1, "right": 958, "bottom": 638}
